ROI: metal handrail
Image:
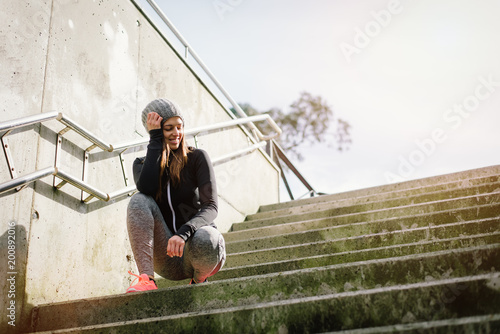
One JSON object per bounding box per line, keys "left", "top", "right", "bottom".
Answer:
{"left": 132, "top": 0, "right": 272, "bottom": 142}
{"left": 0, "top": 145, "right": 269, "bottom": 201}
{"left": 56, "top": 169, "right": 110, "bottom": 202}
{"left": 0, "top": 111, "right": 280, "bottom": 201}
{"left": 0, "top": 111, "right": 59, "bottom": 133}
{"left": 0, "top": 111, "right": 280, "bottom": 153}
{"left": 58, "top": 113, "right": 113, "bottom": 152}
{"left": 0, "top": 111, "right": 114, "bottom": 152}
{"left": 0, "top": 167, "right": 57, "bottom": 193}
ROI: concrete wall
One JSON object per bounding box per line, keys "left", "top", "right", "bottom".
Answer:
{"left": 0, "top": 0, "right": 279, "bottom": 331}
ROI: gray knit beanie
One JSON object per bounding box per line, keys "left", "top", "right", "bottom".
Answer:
{"left": 141, "top": 98, "right": 184, "bottom": 132}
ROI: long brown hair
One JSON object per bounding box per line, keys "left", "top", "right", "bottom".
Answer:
{"left": 156, "top": 133, "right": 192, "bottom": 201}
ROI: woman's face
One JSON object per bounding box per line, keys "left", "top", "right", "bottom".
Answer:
{"left": 162, "top": 116, "right": 184, "bottom": 150}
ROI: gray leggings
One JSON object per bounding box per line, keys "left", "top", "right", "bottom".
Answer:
{"left": 127, "top": 192, "right": 226, "bottom": 282}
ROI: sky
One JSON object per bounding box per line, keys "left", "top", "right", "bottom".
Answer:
{"left": 143, "top": 0, "right": 500, "bottom": 198}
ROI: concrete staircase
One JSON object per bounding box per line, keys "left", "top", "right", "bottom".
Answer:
{"left": 28, "top": 166, "right": 500, "bottom": 333}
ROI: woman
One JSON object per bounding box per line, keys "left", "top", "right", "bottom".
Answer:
{"left": 126, "top": 98, "right": 225, "bottom": 292}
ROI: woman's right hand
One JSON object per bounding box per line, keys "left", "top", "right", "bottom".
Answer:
{"left": 147, "top": 112, "right": 163, "bottom": 131}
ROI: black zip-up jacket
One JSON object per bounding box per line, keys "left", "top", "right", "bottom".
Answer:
{"left": 132, "top": 129, "right": 218, "bottom": 241}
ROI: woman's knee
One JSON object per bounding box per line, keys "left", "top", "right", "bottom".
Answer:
{"left": 127, "top": 193, "right": 160, "bottom": 230}
{"left": 188, "top": 226, "right": 225, "bottom": 261}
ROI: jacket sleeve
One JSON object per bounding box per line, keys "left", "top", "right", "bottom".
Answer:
{"left": 132, "top": 129, "right": 164, "bottom": 195}
{"left": 176, "top": 149, "right": 218, "bottom": 240}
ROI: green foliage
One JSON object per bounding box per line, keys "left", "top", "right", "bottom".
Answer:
{"left": 234, "top": 92, "right": 352, "bottom": 161}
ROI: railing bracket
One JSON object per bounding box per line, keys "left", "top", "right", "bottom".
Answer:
{"left": 53, "top": 135, "right": 63, "bottom": 187}
{"left": 55, "top": 180, "right": 67, "bottom": 189}
{"left": 81, "top": 152, "right": 89, "bottom": 201}
{"left": 83, "top": 194, "right": 94, "bottom": 203}
{"left": 86, "top": 144, "right": 98, "bottom": 152}
{"left": 193, "top": 134, "right": 199, "bottom": 148}
{"left": 119, "top": 152, "right": 129, "bottom": 187}
{"left": 59, "top": 126, "right": 71, "bottom": 135}
{"left": 1, "top": 136, "right": 25, "bottom": 192}
{"left": 2, "top": 137, "right": 17, "bottom": 180}
{"left": 2, "top": 129, "right": 12, "bottom": 137}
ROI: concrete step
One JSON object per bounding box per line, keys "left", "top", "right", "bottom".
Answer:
{"left": 324, "top": 314, "right": 500, "bottom": 333}
{"left": 258, "top": 165, "right": 500, "bottom": 213}
{"left": 31, "top": 273, "right": 500, "bottom": 333}
{"left": 274, "top": 166, "right": 500, "bottom": 211}
{"left": 224, "top": 203, "right": 500, "bottom": 243}
{"left": 246, "top": 178, "right": 500, "bottom": 222}
{"left": 231, "top": 192, "right": 500, "bottom": 231}
{"left": 30, "top": 244, "right": 500, "bottom": 332}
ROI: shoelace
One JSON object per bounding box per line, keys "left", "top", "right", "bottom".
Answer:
{"left": 128, "top": 271, "right": 150, "bottom": 286}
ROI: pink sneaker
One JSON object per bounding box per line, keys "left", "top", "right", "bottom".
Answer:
{"left": 126, "top": 271, "right": 158, "bottom": 293}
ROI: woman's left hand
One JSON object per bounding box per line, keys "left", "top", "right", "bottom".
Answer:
{"left": 167, "top": 235, "right": 185, "bottom": 257}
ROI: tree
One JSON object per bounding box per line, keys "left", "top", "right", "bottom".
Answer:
{"left": 236, "top": 92, "right": 352, "bottom": 161}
